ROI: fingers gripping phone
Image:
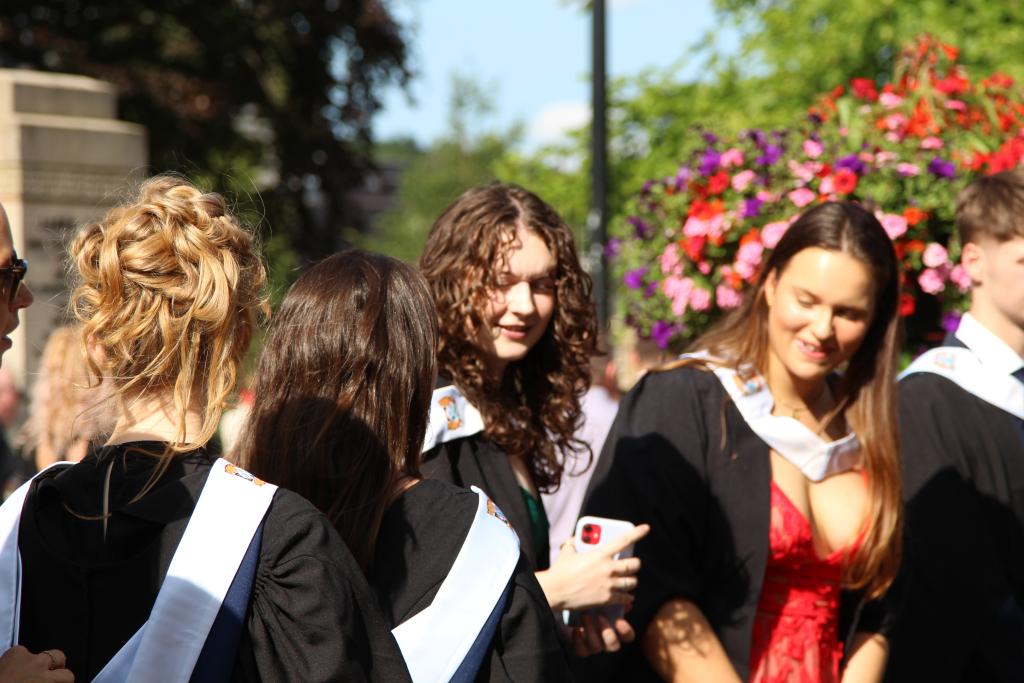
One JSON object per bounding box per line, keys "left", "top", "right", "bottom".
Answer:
{"left": 566, "top": 515, "right": 637, "bottom": 626}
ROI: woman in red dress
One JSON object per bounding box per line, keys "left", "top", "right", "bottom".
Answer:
{"left": 584, "top": 202, "right": 902, "bottom": 682}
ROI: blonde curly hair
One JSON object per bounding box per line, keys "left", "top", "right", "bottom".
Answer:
{"left": 69, "top": 176, "right": 268, "bottom": 481}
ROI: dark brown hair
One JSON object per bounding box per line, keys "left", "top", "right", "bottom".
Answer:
{"left": 955, "top": 168, "right": 1024, "bottom": 245}
{"left": 239, "top": 249, "right": 438, "bottom": 570}
{"left": 670, "top": 202, "right": 902, "bottom": 599}
{"left": 419, "top": 183, "right": 597, "bottom": 492}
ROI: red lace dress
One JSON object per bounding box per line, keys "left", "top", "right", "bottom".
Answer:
{"left": 748, "top": 481, "right": 862, "bottom": 683}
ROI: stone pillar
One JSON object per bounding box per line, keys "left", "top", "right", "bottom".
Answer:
{"left": 0, "top": 69, "right": 147, "bottom": 389}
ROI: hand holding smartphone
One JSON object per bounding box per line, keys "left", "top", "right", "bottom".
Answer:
{"left": 564, "top": 515, "right": 642, "bottom": 625}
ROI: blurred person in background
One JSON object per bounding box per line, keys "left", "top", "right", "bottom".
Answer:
{"left": 18, "top": 325, "right": 114, "bottom": 472}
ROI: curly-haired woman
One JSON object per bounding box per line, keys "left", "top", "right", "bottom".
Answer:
{"left": 419, "top": 183, "right": 649, "bottom": 655}
{"left": 0, "top": 177, "right": 409, "bottom": 682}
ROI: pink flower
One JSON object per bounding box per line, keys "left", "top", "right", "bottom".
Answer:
{"left": 737, "top": 241, "right": 764, "bottom": 267}
{"left": 896, "top": 162, "right": 921, "bottom": 177}
{"left": 918, "top": 268, "right": 946, "bottom": 294}
{"left": 921, "top": 136, "right": 944, "bottom": 150}
{"left": 683, "top": 213, "right": 726, "bottom": 239}
{"left": 660, "top": 243, "right": 683, "bottom": 276}
{"left": 788, "top": 160, "right": 816, "bottom": 183}
{"left": 689, "top": 286, "right": 712, "bottom": 311}
{"left": 662, "top": 275, "right": 694, "bottom": 316}
{"left": 761, "top": 220, "right": 791, "bottom": 249}
{"left": 819, "top": 175, "right": 836, "bottom": 194}
{"left": 885, "top": 131, "right": 903, "bottom": 143}
{"left": 731, "top": 170, "right": 756, "bottom": 192}
{"left": 756, "top": 190, "right": 775, "bottom": 202}
{"left": 949, "top": 265, "right": 972, "bottom": 292}
{"left": 922, "top": 242, "right": 949, "bottom": 269}
{"left": 879, "top": 213, "right": 908, "bottom": 239}
{"left": 788, "top": 188, "right": 816, "bottom": 208}
{"left": 875, "top": 151, "right": 898, "bottom": 165}
{"left": 945, "top": 100, "right": 967, "bottom": 112}
{"left": 716, "top": 284, "right": 743, "bottom": 309}
{"left": 697, "top": 261, "right": 712, "bottom": 275}
{"left": 803, "top": 139, "right": 824, "bottom": 159}
{"left": 879, "top": 92, "right": 903, "bottom": 108}
{"left": 734, "top": 260, "right": 756, "bottom": 280}
{"left": 720, "top": 148, "right": 745, "bottom": 167}
{"left": 839, "top": 126, "right": 849, "bottom": 137}
{"left": 884, "top": 113, "right": 907, "bottom": 130}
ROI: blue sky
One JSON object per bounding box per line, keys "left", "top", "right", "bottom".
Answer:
{"left": 374, "top": 0, "right": 737, "bottom": 149}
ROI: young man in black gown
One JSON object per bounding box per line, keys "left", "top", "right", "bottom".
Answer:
{"left": 887, "top": 170, "right": 1024, "bottom": 681}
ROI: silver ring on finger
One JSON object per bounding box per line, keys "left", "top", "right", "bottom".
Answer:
{"left": 43, "top": 650, "right": 58, "bottom": 670}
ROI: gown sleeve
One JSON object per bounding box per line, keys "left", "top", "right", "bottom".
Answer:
{"left": 584, "top": 367, "right": 713, "bottom": 635}
{"left": 886, "top": 373, "right": 1024, "bottom": 680}
{"left": 484, "top": 553, "right": 574, "bottom": 681}
{"left": 233, "top": 489, "right": 411, "bottom": 683}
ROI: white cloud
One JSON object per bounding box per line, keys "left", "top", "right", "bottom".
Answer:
{"left": 529, "top": 101, "right": 591, "bottom": 146}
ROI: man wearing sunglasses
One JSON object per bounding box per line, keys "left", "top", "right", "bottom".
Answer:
{"left": 0, "top": 204, "right": 73, "bottom": 681}
{"left": 0, "top": 203, "right": 33, "bottom": 363}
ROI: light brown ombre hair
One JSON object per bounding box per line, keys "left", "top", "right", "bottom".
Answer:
{"left": 666, "top": 202, "right": 902, "bottom": 599}
{"left": 239, "top": 250, "right": 438, "bottom": 571}
{"left": 69, "top": 175, "right": 268, "bottom": 493}
{"left": 419, "top": 183, "right": 597, "bottom": 492}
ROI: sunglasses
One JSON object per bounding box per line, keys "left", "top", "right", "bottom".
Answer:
{"left": 0, "top": 257, "right": 27, "bottom": 310}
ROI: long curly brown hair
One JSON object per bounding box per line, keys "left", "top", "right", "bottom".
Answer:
{"left": 419, "top": 183, "right": 597, "bottom": 492}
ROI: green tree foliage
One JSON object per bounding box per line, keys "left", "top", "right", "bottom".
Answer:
{"left": 0, "top": 0, "right": 410, "bottom": 261}
{"left": 363, "top": 75, "right": 521, "bottom": 263}
{"left": 501, "top": 0, "right": 1024, "bottom": 259}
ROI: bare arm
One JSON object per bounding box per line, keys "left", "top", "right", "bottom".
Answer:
{"left": 642, "top": 598, "right": 742, "bottom": 683}
{"left": 841, "top": 632, "right": 888, "bottom": 683}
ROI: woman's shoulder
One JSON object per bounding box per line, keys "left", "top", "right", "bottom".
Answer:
{"left": 389, "top": 479, "right": 479, "bottom": 529}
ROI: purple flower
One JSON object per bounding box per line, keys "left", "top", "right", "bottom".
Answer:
{"left": 644, "top": 281, "right": 659, "bottom": 299}
{"left": 627, "top": 215, "right": 651, "bottom": 239}
{"left": 698, "top": 149, "right": 721, "bottom": 176}
{"left": 640, "top": 180, "right": 653, "bottom": 196}
{"left": 835, "top": 154, "right": 867, "bottom": 176}
{"left": 702, "top": 131, "right": 719, "bottom": 145}
{"left": 941, "top": 311, "right": 962, "bottom": 333}
{"left": 756, "top": 144, "right": 782, "bottom": 166}
{"left": 927, "top": 156, "right": 957, "bottom": 179}
{"left": 624, "top": 267, "right": 647, "bottom": 290}
{"left": 603, "top": 238, "right": 621, "bottom": 260}
{"left": 746, "top": 129, "right": 767, "bottom": 148}
{"left": 650, "top": 321, "right": 676, "bottom": 349}
{"left": 676, "top": 165, "right": 692, "bottom": 186}
{"left": 742, "top": 197, "right": 764, "bottom": 218}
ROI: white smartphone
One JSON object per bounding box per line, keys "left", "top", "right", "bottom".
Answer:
{"left": 565, "top": 515, "right": 637, "bottom": 626}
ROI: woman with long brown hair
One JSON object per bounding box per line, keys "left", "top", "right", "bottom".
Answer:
{"left": 239, "top": 249, "right": 571, "bottom": 680}
{"left": 584, "top": 201, "right": 902, "bottom": 682}
{"left": 419, "top": 183, "right": 649, "bottom": 655}
{"left": 0, "top": 177, "right": 408, "bottom": 682}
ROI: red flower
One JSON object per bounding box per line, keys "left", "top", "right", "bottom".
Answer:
{"left": 906, "top": 98, "right": 940, "bottom": 137}
{"left": 903, "top": 207, "right": 928, "bottom": 226}
{"left": 833, "top": 169, "right": 858, "bottom": 195}
{"left": 899, "top": 293, "right": 917, "bottom": 317}
{"left": 740, "top": 228, "right": 761, "bottom": 246}
{"left": 934, "top": 73, "right": 970, "bottom": 95}
{"left": 707, "top": 171, "right": 730, "bottom": 195}
{"left": 905, "top": 240, "right": 926, "bottom": 254}
{"left": 682, "top": 236, "right": 706, "bottom": 262}
{"left": 851, "top": 78, "right": 878, "bottom": 102}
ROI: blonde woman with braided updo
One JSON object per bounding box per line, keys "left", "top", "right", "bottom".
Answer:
{"left": 0, "top": 177, "right": 410, "bottom": 683}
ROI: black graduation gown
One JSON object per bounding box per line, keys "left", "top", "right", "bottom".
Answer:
{"left": 421, "top": 408, "right": 549, "bottom": 572}
{"left": 885, "top": 365, "right": 1024, "bottom": 682}
{"left": 579, "top": 365, "right": 880, "bottom": 682}
{"left": 16, "top": 443, "right": 411, "bottom": 683}
{"left": 369, "top": 479, "right": 572, "bottom": 681}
